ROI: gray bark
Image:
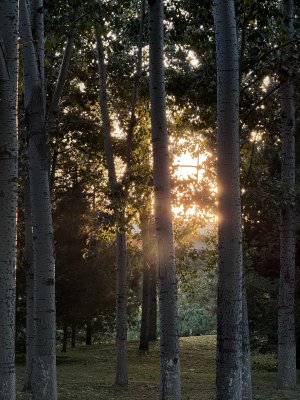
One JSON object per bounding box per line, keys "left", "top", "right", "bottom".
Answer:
{"left": 0, "top": 1, "right": 18, "bottom": 398}
{"left": 23, "top": 179, "right": 34, "bottom": 393}
{"left": 148, "top": 1, "right": 181, "bottom": 398}
{"left": 20, "top": 1, "right": 57, "bottom": 398}
{"left": 242, "top": 285, "right": 252, "bottom": 400}
{"left": 139, "top": 212, "right": 151, "bottom": 351}
{"left": 213, "top": 1, "right": 243, "bottom": 399}
{"left": 278, "top": 0, "right": 296, "bottom": 389}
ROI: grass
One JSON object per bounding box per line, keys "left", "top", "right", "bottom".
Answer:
{"left": 16, "top": 336, "right": 300, "bottom": 399}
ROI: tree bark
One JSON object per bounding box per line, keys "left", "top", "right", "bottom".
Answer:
{"left": 23, "top": 179, "right": 34, "bottom": 393}
{"left": 148, "top": 1, "right": 181, "bottom": 398}
{"left": 139, "top": 212, "right": 151, "bottom": 351}
{"left": 20, "top": 1, "right": 57, "bottom": 398}
{"left": 242, "top": 285, "right": 252, "bottom": 400}
{"left": 0, "top": 1, "right": 18, "bottom": 398}
{"left": 213, "top": 1, "right": 243, "bottom": 399}
{"left": 278, "top": 0, "right": 296, "bottom": 389}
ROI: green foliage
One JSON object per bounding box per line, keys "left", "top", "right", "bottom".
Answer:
{"left": 178, "top": 308, "right": 216, "bottom": 337}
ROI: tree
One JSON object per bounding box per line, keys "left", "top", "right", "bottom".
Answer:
{"left": 139, "top": 211, "right": 151, "bottom": 351}
{"left": 148, "top": 0, "right": 181, "bottom": 398}
{"left": 94, "top": 0, "right": 145, "bottom": 386}
{"left": 213, "top": 1, "right": 243, "bottom": 399}
{"left": 278, "top": 0, "right": 296, "bottom": 389}
{"left": 0, "top": 1, "right": 18, "bottom": 398}
{"left": 20, "top": 0, "right": 57, "bottom": 397}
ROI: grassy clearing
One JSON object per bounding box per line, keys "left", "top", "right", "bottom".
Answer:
{"left": 16, "top": 336, "right": 300, "bottom": 399}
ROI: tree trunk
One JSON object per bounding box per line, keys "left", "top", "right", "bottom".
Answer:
{"left": 95, "top": 24, "right": 129, "bottom": 387}
{"left": 23, "top": 180, "right": 34, "bottom": 393}
{"left": 213, "top": 1, "right": 243, "bottom": 399}
{"left": 139, "top": 213, "right": 151, "bottom": 351}
{"left": 61, "top": 323, "right": 68, "bottom": 353}
{"left": 71, "top": 325, "right": 76, "bottom": 349}
{"left": 242, "top": 285, "right": 252, "bottom": 400}
{"left": 149, "top": 264, "right": 157, "bottom": 341}
{"left": 149, "top": 216, "right": 158, "bottom": 341}
{"left": 278, "top": 0, "right": 296, "bottom": 389}
{"left": 115, "top": 230, "right": 128, "bottom": 385}
{"left": 0, "top": 1, "right": 18, "bottom": 398}
{"left": 20, "top": 1, "right": 57, "bottom": 398}
{"left": 85, "top": 323, "right": 92, "bottom": 346}
{"left": 148, "top": 1, "right": 181, "bottom": 398}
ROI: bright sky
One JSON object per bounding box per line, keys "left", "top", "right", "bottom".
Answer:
{"left": 172, "top": 151, "right": 209, "bottom": 218}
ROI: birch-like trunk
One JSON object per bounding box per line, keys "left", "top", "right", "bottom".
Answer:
{"left": 0, "top": 1, "right": 18, "bottom": 398}
{"left": 139, "top": 212, "right": 151, "bottom": 351}
{"left": 278, "top": 0, "right": 296, "bottom": 389}
{"left": 213, "top": 1, "right": 243, "bottom": 399}
{"left": 148, "top": 1, "right": 181, "bottom": 398}
{"left": 23, "top": 179, "right": 34, "bottom": 393}
{"left": 242, "top": 286, "right": 252, "bottom": 400}
{"left": 20, "top": 1, "right": 57, "bottom": 398}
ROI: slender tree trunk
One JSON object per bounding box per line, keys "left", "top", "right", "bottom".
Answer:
{"left": 149, "top": 263, "right": 158, "bottom": 341}
{"left": 278, "top": 0, "right": 296, "bottom": 389}
{"left": 61, "top": 323, "right": 68, "bottom": 353}
{"left": 95, "top": 0, "right": 145, "bottom": 385}
{"left": 242, "top": 285, "right": 252, "bottom": 400}
{"left": 139, "top": 212, "right": 151, "bottom": 351}
{"left": 20, "top": 1, "right": 57, "bottom": 398}
{"left": 148, "top": 1, "right": 181, "bottom": 398}
{"left": 95, "top": 23, "right": 129, "bottom": 387}
{"left": 85, "top": 323, "right": 92, "bottom": 345}
{"left": 71, "top": 325, "right": 76, "bottom": 349}
{"left": 213, "top": 1, "right": 243, "bottom": 399}
{"left": 48, "top": 26, "right": 76, "bottom": 117}
{"left": 149, "top": 215, "right": 158, "bottom": 342}
{"left": 0, "top": 1, "right": 18, "bottom": 398}
{"left": 115, "top": 230, "right": 128, "bottom": 385}
{"left": 23, "top": 180, "right": 34, "bottom": 393}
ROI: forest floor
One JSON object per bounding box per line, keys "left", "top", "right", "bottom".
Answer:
{"left": 16, "top": 335, "right": 300, "bottom": 399}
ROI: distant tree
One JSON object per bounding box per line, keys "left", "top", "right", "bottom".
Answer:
{"left": 94, "top": 0, "right": 145, "bottom": 386}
